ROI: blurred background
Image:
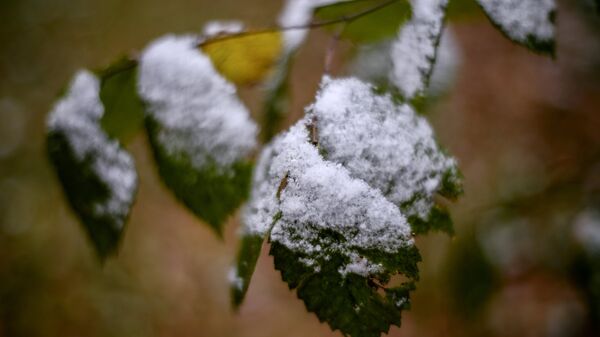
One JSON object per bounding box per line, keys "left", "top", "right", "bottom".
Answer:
{"left": 1, "top": 0, "right": 600, "bottom": 336}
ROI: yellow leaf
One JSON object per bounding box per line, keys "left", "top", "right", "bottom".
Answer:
{"left": 201, "top": 30, "right": 283, "bottom": 86}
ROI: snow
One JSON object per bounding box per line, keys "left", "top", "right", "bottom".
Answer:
{"left": 278, "top": 0, "right": 340, "bottom": 53}
{"left": 228, "top": 267, "right": 244, "bottom": 291}
{"left": 307, "top": 77, "right": 457, "bottom": 219}
{"left": 266, "top": 119, "right": 414, "bottom": 276}
{"left": 574, "top": 209, "right": 600, "bottom": 255}
{"left": 390, "top": 0, "right": 448, "bottom": 99}
{"left": 350, "top": 40, "right": 394, "bottom": 85}
{"left": 137, "top": 35, "right": 258, "bottom": 169}
{"left": 202, "top": 20, "right": 245, "bottom": 38}
{"left": 47, "top": 70, "right": 137, "bottom": 227}
{"left": 478, "top": 0, "right": 555, "bottom": 45}
{"left": 350, "top": 27, "right": 460, "bottom": 96}
{"left": 241, "top": 142, "right": 278, "bottom": 236}
{"left": 242, "top": 76, "right": 459, "bottom": 277}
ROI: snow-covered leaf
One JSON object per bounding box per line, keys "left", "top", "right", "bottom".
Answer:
{"left": 200, "top": 30, "right": 283, "bottom": 86}
{"left": 233, "top": 78, "right": 461, "bottom": 327}
{"left": 233, "top": 114, "right": 422, "bottom": 335}
{"left": 314, "top": 0, "right": 412, "bottom": 43}
{"left": 138, "top": 35, "right": 258, "bottom": 234}
{"left": 47, "top": 70, "right": 138, "bottom": 259}
{"left": 351, "top": 27, "right": 461, "bottom": 104}
{"left": 97, "top": 57, "right": 145, "bottom": 143}
{"left": 267, "top": 121, "right": 420, "bottom": 336}
{"left": 476, "top": 0, "right": 556, "bottom": 55}
{"left": 390, "top": 0, "right": 449, "bottom": 100}
{"left": 308, "top": 77, "right": 462, "bottom": 234}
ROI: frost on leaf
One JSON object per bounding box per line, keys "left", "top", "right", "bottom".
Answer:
{"left": 308, "top": 77, "right": 462, "bottom": 234}
{"left": 138, "top": 35, "right": 258, "bottom": 234}
{"left": 477, "top": 0, "right": 556, "bottom": 55}
{"left": 47, "top": 70, "right": 138, "bottom": 259}
{"left": 390, "top": 0, "right": 449, "bottom": 100}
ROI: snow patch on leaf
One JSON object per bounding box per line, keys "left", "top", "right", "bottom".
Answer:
{"left": 477, "top": 0, "right": 555, "bottom": 53}
{"left": 202, "top": 20, "right": 245, "bottom": 38}
{"left": 241, "top": 142, "right": 278, "bottom": 236}
{"left": 390, "top": 0, "right": 448, "bottom": 99}
{"left": 574, "top": 208, "right": 600, "bottom": 255}
{"left": 308, "top": 77, "right": 458, "bottom": 221}
{"left": 137, "top": 35, "right": 258, "bottom": 170}
{"left": 47, "top": 70, "right": 137, "bottom": 226}
{"left": 267, "top": 120, "right": 415, "bottom": 276}
{"left": 278, "top": 0, "right": 341, "bottom": 53}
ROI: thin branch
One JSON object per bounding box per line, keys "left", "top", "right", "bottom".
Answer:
{"left": 199, "top": 0, "right": 399, "bottom": 47}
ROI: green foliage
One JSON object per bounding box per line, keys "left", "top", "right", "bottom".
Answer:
{"left": 402, "top": 167, "right": 463, "bottom": 235}
{"left": 314, "top": 0, "right": 412, "bottom": 43}
{"left": 145, "top": 118, "right": 253, "bottom": 236}
{"left": 47, "top": 131, "right": 128, "bottom": 259}
{"left": 271, "top": 233, "right": 421, "bottom": 337}
{"left": 446, "top": 0, "right": 482, "bottom": 21}
{"left": 97, "top": 57, "right": 145, "bottom": 143}
{"left": 231, "top": 212, "right": 281, "bottom": 308}
{"left": 407, "top": 205, "right": 454, "bottom": 235}
{"left": 231, "top": 234, "right": 264, "bottom": 308}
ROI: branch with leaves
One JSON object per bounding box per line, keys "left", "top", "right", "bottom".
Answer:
{"left": 45, "top": 0, "right": 557, "bottom": 336}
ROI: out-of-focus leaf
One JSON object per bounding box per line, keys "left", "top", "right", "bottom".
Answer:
{"left": 261, "top": 58, "right": 292, "bottom": 143}
{"left": 47, "top": 71, "right": 138, "bottom": 260}
{"left": 96, "top": 57, "right": 145, "bottom": 143}
{"left": 145, "top": 118, "right": 253, "bottom": 235}
{"left": 446, "top": 0, "right": 482, "bottom": 21}
{"left": 200, "top": 31, "right": 283, "bottom": 86}
{"left": 231, "top": 234, "right": 265, "bottom": 308}
{"left": 314, "top": 0, "right": 412, "bottom": 43}
{"left": 231, "top": 211, "right": 282, "bottom": 308}
{"left": 476, "top": 0, "right": 556, "bottom": 55}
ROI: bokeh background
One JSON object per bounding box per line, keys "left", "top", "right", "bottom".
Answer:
{"left": 1, "top": 0, "right": 600, "bottom": 336}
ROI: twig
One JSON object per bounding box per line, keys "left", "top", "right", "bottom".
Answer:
{"left": 199, "top": 0, "right": 399, "bottom": 47}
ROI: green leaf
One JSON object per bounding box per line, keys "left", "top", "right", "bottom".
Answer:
{"left": 406, "top": 204, "right": 453, "bottom": 235}
{"left": 96, "top": 57, "right": 145, "bottom": 143}
{"left": 476, "top": 0, "right": 556, "bottom": 56}
{"left": 47, "top": 71, "right": 138, "bottom": 260}
{"left": 231, "top": 211, "right": 282, "bottom": 308}
{"left": 231, "top": 234, "right": 265, "bottom": 308}
{"left": 145, "top": 118, "right": 253, "bottom": 235}
{"left": 446, "top": 0, "right": 482, "bottom": 21}
{"left": 271, "top": 233, "right": 420, "bottom": 337}
{"left": 314, "top": 0, "right": 412, "bottom": 43}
